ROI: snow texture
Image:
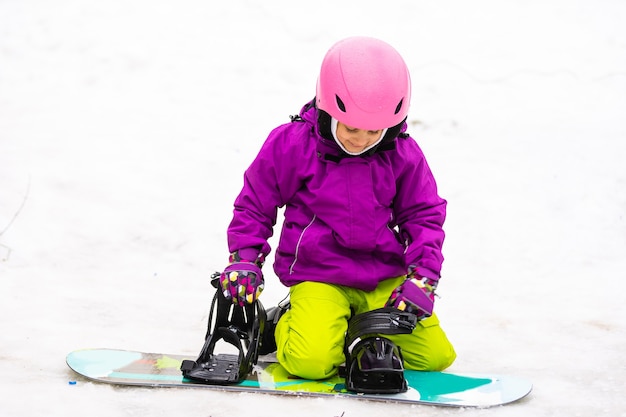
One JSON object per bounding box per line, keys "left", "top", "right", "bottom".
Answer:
{"left": 1, "top": 1, "right": 625, "bottom": 416}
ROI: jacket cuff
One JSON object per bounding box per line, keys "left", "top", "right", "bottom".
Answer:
{"left": 413, "top": 267, "right": 439, "bottom": 281}
{"left": 236, "top": 247, "right": 263, "bottom": 263}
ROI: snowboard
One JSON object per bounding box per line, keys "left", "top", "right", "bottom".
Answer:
{"left": 66, "top": 348, "right": 532, "bottom": 408}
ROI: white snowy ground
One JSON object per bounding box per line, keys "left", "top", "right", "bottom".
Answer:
{"left": 1, "top": 1, "right": 625, "bottom": 416}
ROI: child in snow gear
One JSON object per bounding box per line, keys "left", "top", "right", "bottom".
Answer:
{"left": 213, "top": 36, "right": 456, "bottom": 392}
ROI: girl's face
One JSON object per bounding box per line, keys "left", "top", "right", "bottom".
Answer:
{"left": 335, "top": 122, "right": 384, "bottom": 154}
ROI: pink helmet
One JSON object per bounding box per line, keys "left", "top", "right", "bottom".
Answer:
{"left": 316, "top": 37, "right": 411, "bottom": 131}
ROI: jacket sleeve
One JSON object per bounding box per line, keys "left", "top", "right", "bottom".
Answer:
{"left": 393, "top": 138, "right": 447, "bottom": 280}
{"left": 227, "top": 122, "right": 312, "bottom": 257}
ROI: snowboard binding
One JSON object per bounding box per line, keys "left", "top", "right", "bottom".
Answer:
{"left": 343, "top": 307, "right": 417, "bottom": 394}
{"left": 181, "top": 274, "right": 267, "bottom": 384}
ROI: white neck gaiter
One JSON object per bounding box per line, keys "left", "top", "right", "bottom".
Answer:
{"left": 330, "top": 117, "right": 388, "bottom": 156}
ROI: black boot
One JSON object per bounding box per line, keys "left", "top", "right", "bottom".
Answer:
{"left": 258, "top": 299, "right": 290, "bottom": 356}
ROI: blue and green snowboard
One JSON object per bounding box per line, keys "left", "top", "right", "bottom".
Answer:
{"left": 66, "top": 348, "right": 531, "bottom": 408}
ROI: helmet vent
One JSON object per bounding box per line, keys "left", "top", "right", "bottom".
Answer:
{"left": 394, "top": 99, "right": 404, "bottom": 115}
{"left": 335, "top": 95, "right": 346, "bottom": 112}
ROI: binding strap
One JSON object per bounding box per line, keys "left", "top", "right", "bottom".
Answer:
{"left": 345, "top": 307, "right": 417, "bottom": 354}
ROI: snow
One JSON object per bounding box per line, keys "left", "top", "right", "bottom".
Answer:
{"left": 1, "top": 0, "right": 625, "bottom": 416}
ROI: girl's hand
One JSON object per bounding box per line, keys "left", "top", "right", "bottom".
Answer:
{"left": 219, "top": 250, "right": 265, "bottom": 306}
{"left": 386, "top": 268, "right": 437, "bottom": 320}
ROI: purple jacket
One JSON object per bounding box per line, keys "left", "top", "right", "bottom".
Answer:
{"left": 227, "top": 101, "right": 446, "bottom": 291}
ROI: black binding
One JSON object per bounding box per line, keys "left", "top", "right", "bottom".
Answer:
{"left": 343, "top": 307, "right": 417, "bottom": 394}
{"left": 180, "top": 275, "right": 266, "bottom": 384}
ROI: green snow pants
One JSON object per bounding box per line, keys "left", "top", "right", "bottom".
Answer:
{"left": 275, "top": 277, "right": 457, "bottom": 380}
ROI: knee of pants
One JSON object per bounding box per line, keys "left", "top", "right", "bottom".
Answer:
{"left": 274, "top": 283, "right": 350, "bottom": 381}
{"left": 387, "top": 314, "right": 457, "bottom": 372}
{"left": 403, "top": 341, "right": 457, "bottom": 371}
{"left": 278, "top": 340, "right": 343, "bottom": 380}
{"left": 275, "top": 310, "right": 346, "bottom": 380}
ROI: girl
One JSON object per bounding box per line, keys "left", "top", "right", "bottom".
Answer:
{"left": 219, "top": 36, "right": 456, "bottom": 382}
